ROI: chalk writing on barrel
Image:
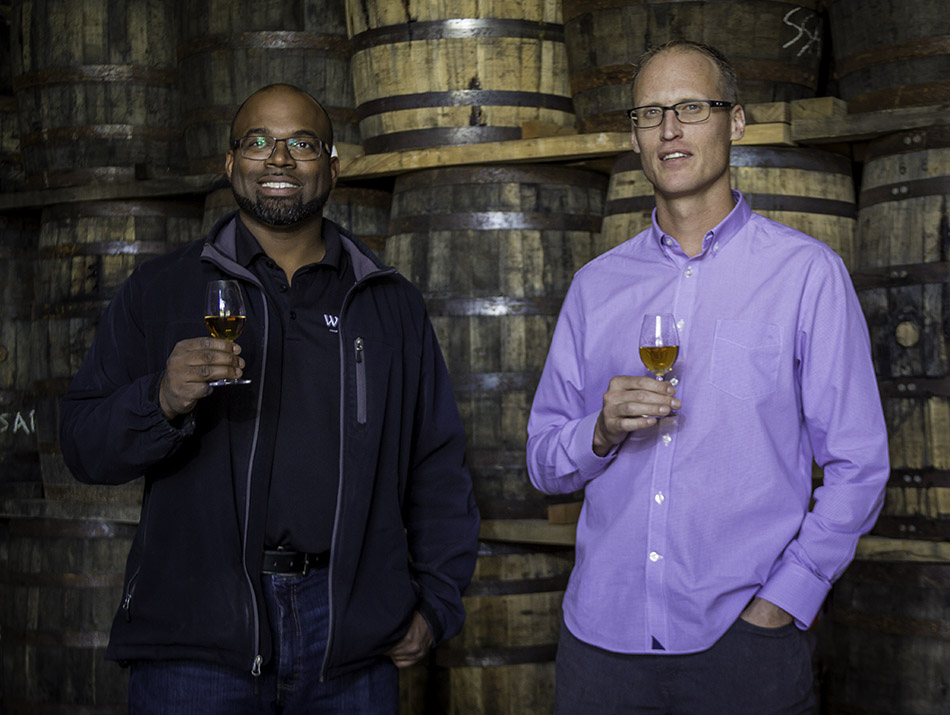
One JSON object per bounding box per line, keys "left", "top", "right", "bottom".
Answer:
{"left": 783, "top": 7, "right": 820, "bottom": 57}
{"left": 0, "top": 410, "right": 35, "bottom": 435}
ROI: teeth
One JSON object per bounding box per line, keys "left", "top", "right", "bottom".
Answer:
{"left": 262, "top": 181, "right": 296, "bottom": 188}
{"left": 662, "top": 152, "right": 688, "bottom": 161}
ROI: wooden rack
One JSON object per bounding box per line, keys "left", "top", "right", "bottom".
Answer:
{"left": 4, "top": 97, "right": 950, "bottom": 212}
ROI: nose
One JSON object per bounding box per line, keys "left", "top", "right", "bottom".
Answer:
{"left": 266, "top": 138, "right": 297, "bottom": 167}
{"left": 659, "top": 108, "right": 684, "bottom": 139}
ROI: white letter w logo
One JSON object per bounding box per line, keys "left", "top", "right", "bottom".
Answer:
{"left": 324, "top": 314, "right": 340, "bottom": 332}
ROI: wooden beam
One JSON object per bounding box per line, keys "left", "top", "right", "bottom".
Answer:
{"left": 480, "top": 519, "right": 577, "bottom": 546}
{"left": 339, "top": 123, "right": 792, "bottom": 180}
{"left": 793, "top": 103, "right": 950, "bottom": 144}
{"left": 0, "top": 174, "right": 222, "bottom": 211}
{"left": 548, "top": 501, "right": 583, "bottom": 525}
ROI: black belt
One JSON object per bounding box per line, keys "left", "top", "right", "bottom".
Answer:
{"left": 261, "top": 549, "right": 330, "bottom": 575}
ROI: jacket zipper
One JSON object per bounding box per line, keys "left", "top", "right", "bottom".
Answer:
{"left": 121, "top": 586, "right": 135, "bottom": 622}
{"left": 244, "top": 282, "right": 268, "bottom": 677}
{"left": 322, "top": 262, "right": 396, "bottom": 681}
{"left": 354, "top": 337, "right": 367, "bottom": 425}
{"left": 203, "top": 226, "right": 396, "bottom": 681}
{"left": 122, "top": 485, "right": 150, "bottom": 622}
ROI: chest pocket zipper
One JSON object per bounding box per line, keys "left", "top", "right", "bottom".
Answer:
{"left": 355, "top": 337, "right": 367, "bottom": 425}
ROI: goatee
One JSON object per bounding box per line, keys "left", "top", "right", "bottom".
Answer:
{"left": 232, "top": 188, "right": 330, "bottom": 226}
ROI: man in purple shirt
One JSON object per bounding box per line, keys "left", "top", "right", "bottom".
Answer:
{"left": 526, "top": 40, "right": 889, "bottom": 713}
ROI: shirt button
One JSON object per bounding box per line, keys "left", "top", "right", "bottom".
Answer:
{"left": 714, "top": 242, "right": 720, "bottom": 252}
{"left": 279, "top": 284, "right": 288, "bottom": 292}
{"left": 649, "top": 552, "right": 662, "bottom": 562}
{"left": 685, "top": 267, "right": 693, "bottom": 277}
{"left": 662, "top": 434, "right": 672, "bottom": 446}
{"left": 669, "top": 377, "right": 679, "bottom": 386}
{"left": 654, "top": 492, "right": 665, "bottom": 505}
{"left": 289, "top": 310, "right": 297, "bottom": 320}
{"left": 676, "top": 319, "right": 685, "bottom": 331}
{"left": 664, "top": 237, "right": 673, "bottom": 246}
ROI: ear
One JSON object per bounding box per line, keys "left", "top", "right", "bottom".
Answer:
{"left": 328, "top": 153, "right": 341, "bottom": 189}
{"left": 225, "top": 150, "right": 235, "bottom": 182}
{"left": 631, "top": 126, "right": 642, "bottom": 154}
{"left": 730, "top": 105, "right": 746, "bottom": 143}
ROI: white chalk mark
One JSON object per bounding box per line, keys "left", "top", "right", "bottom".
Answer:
{"left": 782, "top": 7, "right": 820, "bottom": 57}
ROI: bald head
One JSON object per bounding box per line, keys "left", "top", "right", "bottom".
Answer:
{"left": 229, "top": 84, "right": 334, "bottom": 150}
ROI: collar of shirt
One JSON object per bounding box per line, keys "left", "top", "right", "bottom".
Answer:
{"left": 650, "top": 190, "right": 751, "bottom": 260}
{"left": 234, "top": 214, "right": 346, "bottom": 276}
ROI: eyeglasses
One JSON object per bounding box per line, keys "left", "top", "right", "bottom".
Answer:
{"left": 232, "top": 135, "right": 328, "bottom": 161}
{"left": 627, "top": 100, "right": 735, "bottom": 128}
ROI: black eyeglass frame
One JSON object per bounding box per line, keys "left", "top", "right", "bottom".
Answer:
{"left": 231, "top": 135, "right": 329, "bottom": 161}
{"left": 626, "top": 100, "right": 736, "bottom": 128}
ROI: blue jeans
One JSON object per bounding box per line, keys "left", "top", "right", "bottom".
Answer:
{"left": 128, "top": 568, "right": 398, "bottom": 714}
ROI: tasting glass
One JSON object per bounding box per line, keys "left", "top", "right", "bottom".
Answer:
{"left": 204, "top": 279, "right": 251, "bottom": 386}
{"left": 638, "top": 313, "right": 679, "bottom": 381}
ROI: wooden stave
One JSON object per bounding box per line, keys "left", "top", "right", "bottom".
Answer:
{"left": 9, "top": 0, "right": 183, "bottom": 189}
{"left": 0, "top": 213, "right": 42, "bottom": 494}
{"left": 345, "top": 1, "right": 575, "bottom": 154}
{"left": 0, "top": 511, "right": 135, "bottom": 713}
{"left": 32, "top": 199, "right": 203, "bottom": 504}
{"left": 827, "top": 0, "right": 950, "bottom": 113}
{"left": 563, "top": 0, "right": 824, "bottom": 133}
{"left": 386, "top": 163, "right": 607, "bottom": 520}
{"left": 599, "top": 145, "right": 856, "bottom": 266}
{"left": 429, "top": 541, "right": 573, "bottom": 715}
{"left": 177, "top": 0, "right": 359, "bottom": 175}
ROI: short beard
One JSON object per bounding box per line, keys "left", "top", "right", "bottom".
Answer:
{"left": 232, "top": 188, "right": 330, "bottom": 226}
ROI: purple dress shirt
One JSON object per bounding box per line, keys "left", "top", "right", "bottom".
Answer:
{"left": 526, "top": 192, "right": 889, "bottom": 654}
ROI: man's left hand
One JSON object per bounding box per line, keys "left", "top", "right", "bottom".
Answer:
{"left": 740, "top": 597, "right": 794, "bottom": 628}
{"left": 387, "top": 611, "right": 434, "bottom": 668}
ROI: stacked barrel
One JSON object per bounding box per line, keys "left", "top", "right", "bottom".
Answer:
{"left": 1, "top": 0, "right": 950, "bottom": 713}
{"left": 344, "top": 2, "right": 593, "bottom": 711}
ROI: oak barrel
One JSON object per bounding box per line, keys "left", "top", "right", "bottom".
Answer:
{"left": 32, "top": 200, "right": 203, "bottom": 504}
{"left": 9, "top": 0, "right": 183, "bottom": 189}
{"left": 817, "top": 125, "right": 950, "bottom": 714}
{"left": 598, "top": 146, "right": 856, "bottom": 267}
{"left": 562, "top": 0, "right": 824, "bottom": 133}
{"left": 853, "top": 127, "right": 950, "bottom": 502}
{"left": 345, "top": 0, "right": 576, "bottom": 154}
{"left": 386, "top": 164, "right": 607, "bottom": 520}
{"left": 827, "top": 0, "right": 950, "bottom": 113}
{"left": 430, "top": 542, "right": 573, "bottom": 715}
{"left": 0, "top": 95, "right": 24, "bottom": 192}
{"left": 822, "top": 559, "right": 950, "bottom": 714}
{"left": 178, "top": 0, "right": 359, "bottom": 176}
{"left": 0, "top": 508, "right": 133, "bottom": 714}
{"left": 0, "top": 213, "right": 41, "bottom": 498}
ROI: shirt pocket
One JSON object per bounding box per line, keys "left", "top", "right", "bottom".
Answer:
{"left": 709, "top": 319, "right": 782, "bottom": 400}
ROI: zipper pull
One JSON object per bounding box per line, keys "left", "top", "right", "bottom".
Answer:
{"left": 355, "top": 337, "right": 364, "bottom": 363}
{"left": 122, "top": 592, "right": 132, "bottom": 622}
{"left": 251, "top": 654, "right": 262, "bottom": 677}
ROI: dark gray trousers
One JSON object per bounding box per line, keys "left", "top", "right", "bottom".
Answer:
{"left": 555, "top": 617, "right": 816, "bottom": 715}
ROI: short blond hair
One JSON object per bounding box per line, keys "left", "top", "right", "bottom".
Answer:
{"left": 631, "top": 40, "right": 739, "bottom": 104}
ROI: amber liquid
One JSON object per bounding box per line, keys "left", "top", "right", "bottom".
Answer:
{"left": 204, "top": 315, "right": 246, "bottom": 341}
{"left": 639, "top": 345, "right": 679, "bottom": 377}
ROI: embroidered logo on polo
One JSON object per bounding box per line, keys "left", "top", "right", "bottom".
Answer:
{"left": 324, "top": 314, "right": 340, "bottom": 333}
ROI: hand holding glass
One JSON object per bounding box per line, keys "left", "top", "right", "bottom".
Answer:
{"left": 639, "top": 313, "right": 679, "bottom": 381}
{"left": 204, "top": 280, "right": 251, "bottom": 386}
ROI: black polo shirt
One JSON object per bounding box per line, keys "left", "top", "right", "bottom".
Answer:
{"left": 234, "top": 217, "right": 355, "bottom": 553}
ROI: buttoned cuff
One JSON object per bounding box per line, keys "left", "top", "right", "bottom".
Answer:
{"left": 757, "top": 559, "right": 831, "bottom": 630}
{"left": 571, "top": 411, "right": 619, "bottom": 477}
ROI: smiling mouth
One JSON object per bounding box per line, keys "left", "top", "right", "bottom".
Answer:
{"left": 661, "top": 152, "right": 689, "bottom": 161}
{"left": 260, "top": 180, "right": 299, "bottom": 189}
